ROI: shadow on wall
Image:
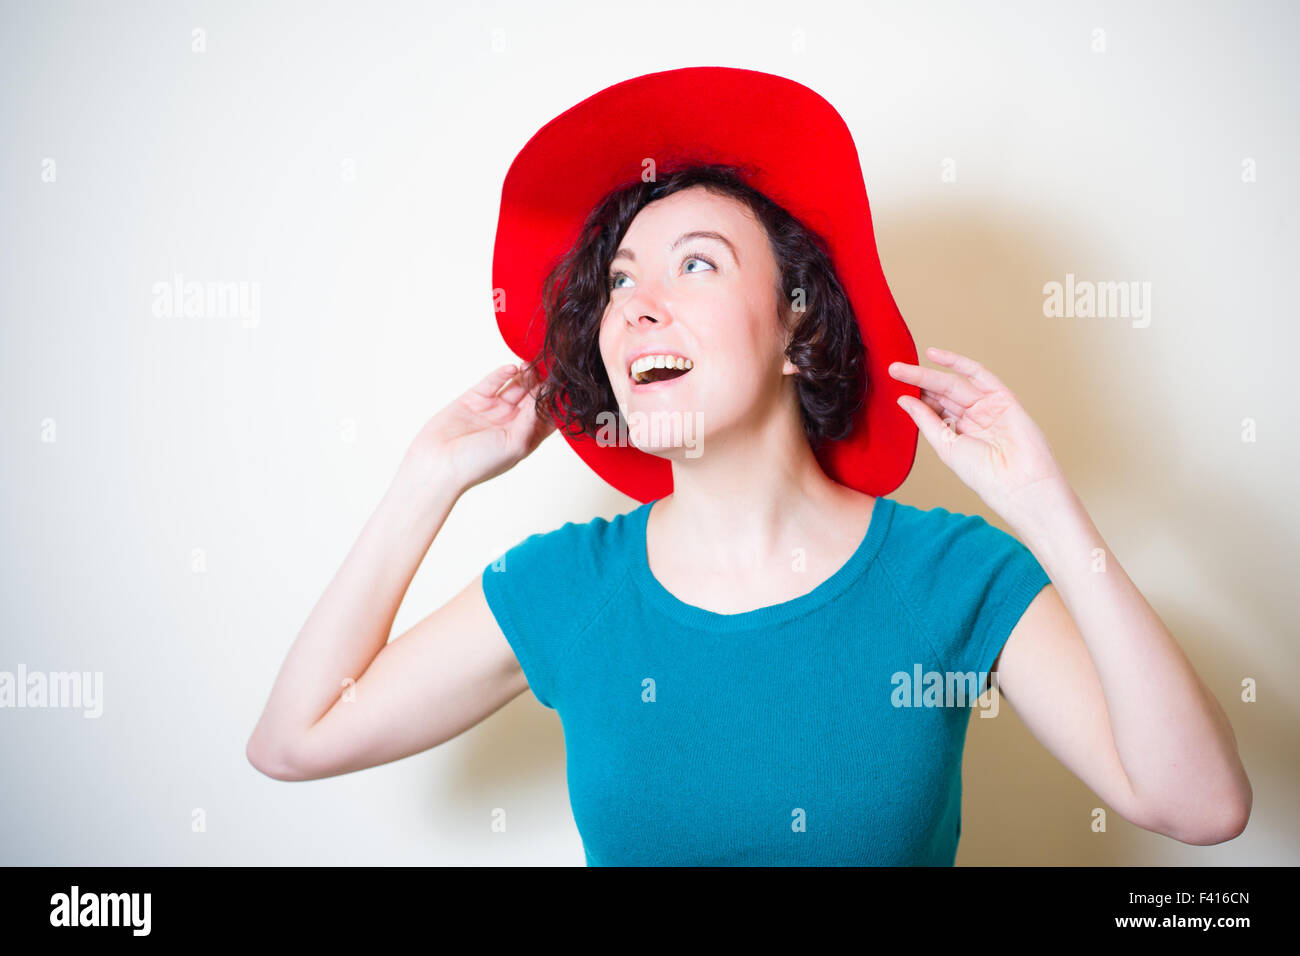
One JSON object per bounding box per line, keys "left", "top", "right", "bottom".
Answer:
{"left": 435, "top": 199, "right": 1298, "bottom": 866}
{"left": 879, "top": 200, "right": 1295, "bottom": 865}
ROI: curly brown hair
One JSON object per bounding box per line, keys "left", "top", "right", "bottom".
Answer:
{"left": 522, "top": 161, "right": 867, "bottom": 453}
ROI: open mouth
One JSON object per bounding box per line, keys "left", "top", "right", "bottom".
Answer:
{"left": 629, "top": 354, "right": 693, "bottom": 387}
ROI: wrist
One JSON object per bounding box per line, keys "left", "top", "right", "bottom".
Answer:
{"left": 391, "top": 448, "right": 467, "bottom": 513}
{"left": 1000, "top": 474, "right": 1080, "bottom": 546}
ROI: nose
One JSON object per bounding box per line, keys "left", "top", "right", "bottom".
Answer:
{"left": 618, "top": 280, "right": 673, "bottom": 330}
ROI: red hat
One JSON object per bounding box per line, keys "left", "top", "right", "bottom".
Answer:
{"left": 491, "top": 66, "right": 918, "bottom": 503}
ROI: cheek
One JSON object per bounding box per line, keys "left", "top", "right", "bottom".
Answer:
{"left": 598, "top": 320, "right": 619, "bottom": 379}
{"left": 693, "top": 341, "right": 762, "bottom": 410}
{"left": 700, "top": 307, "right": 771, "bottom": 376}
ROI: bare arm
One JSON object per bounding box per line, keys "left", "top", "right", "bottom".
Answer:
{"left": 245, "top": 361, "right": 556, "bottom": 781}
{"left": 996, "top": 481, "right": 1252, "bottom": 845}
{"left": 890, "top": 348, "right": 1251, "bottom": 845}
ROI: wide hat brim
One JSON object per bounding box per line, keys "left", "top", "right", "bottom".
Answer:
{"left": 491, "top": 65, "right": 919, "bottom": 503}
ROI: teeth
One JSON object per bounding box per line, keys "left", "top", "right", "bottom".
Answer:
{"left": 630, "top": 354, "right": 693, "bottom": 383}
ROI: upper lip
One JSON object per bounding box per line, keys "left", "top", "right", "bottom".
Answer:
{"left": 625, "top": 346, "right": 693, "bottom": 379}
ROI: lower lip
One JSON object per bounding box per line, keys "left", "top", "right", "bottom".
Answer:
{"left": 629, "top": 370, "right": 693, "bottom": 392}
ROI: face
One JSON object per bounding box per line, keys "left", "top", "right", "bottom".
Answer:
{"left": 598, "top": 185, "right": 798, "bottom": 456}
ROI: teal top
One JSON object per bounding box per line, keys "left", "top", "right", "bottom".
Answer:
{"left": 480, "top": 494, "right": 1051, "bottom": 866}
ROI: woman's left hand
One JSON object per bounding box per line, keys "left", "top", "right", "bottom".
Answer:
{"left": 889, "top": 346, "right": 1068, "bottom": 529}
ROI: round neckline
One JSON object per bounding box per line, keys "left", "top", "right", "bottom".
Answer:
{"left": 628, "top": 495, "right": 893, "bottom": 632}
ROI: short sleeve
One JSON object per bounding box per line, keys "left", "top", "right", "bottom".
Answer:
{"left": 882, "top": 504, "right": 1051, "bottom": 700}
{"left": 480, "top": 516, "right": 613, "bottom": 710}
{"left": 963, "top": 526, "right": 1051, "bottom": 697}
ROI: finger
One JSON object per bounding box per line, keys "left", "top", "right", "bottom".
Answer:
{"left": 924, "top": 347, "right": 1009, "bottom": 393}
{"left": 921, "top": 387, "right": 966, "bottom": 425}
{"left": 897, "top": 394, "right": 959, "bottom": 462}
{"left": 471, "top": 364, "right": 521, "bottom": 399}
{"left": 888, "top": 360, "right": 982, "bottom": 407}
{"left": 507, "top": 384, "right": 558, "bottom": 449}
{"left": 496, "top": 378, "right": 530, "bottom": 405}
{"left": 496, "top": 362, "right": 544, "bottom": 405}
{"left": 919, "top": 391, "right": 961, "bottom": 429}
{"left": 915, "top": 387, "right": 944, "bottom": 417}
{"left": 891, "top": 362, "right": 960, "bottom": 421}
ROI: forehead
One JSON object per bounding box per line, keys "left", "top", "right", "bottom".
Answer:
{"left": 619, "top": 185, "right": 763, "bottom": 250}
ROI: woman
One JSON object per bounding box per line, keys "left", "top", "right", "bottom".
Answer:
{"left": 246, "top": 68, "right": 1251, "bottom": 865}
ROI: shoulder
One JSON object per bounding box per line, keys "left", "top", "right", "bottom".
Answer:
{"left": 480, "top": 507, "right": 642, "bottom": 711}
{"left": 881, "top": 498, "right": 1012, "bottom": 559}
{"left": 492, "top": 507, "right": 631, "bottom": 559}
{"left": 485, "top": 505, "right": 642, "bottom": 590}
{"left": 883, "top": 496, "right": 990, "bottom": 535}
{"left": 875, "top": 496, "right": 1046, "bottom": 634}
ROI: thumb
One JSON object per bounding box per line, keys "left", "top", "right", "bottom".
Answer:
{"left": 512, "top": 388, "right": 558, "bottom": 449}
{"left": 897, "top": 394, "right": 958, "bottom": 462}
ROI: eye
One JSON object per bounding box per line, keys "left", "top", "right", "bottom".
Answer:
{"left": 607, "top": 271, "right": 632, "bottom": 291}
{"left": 683, "top": 253, "right": 716, "bottom": 274}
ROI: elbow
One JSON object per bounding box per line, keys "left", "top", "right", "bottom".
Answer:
{"left": 246, "top": 731, "right": 309, "bottom": 782}
{"left": 1199, "top": 771, "right": 1253, "bottom": 845}
{"left": 1141, "top": 779, "right": 1252, "bottom": 846}
{"left": 1182, "top": 801, "right": 1250, "bottom": 846}
{"left": 1202, "top": 782, "right": 1252, "bottom": 845}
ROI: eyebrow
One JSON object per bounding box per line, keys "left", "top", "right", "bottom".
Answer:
{"left": 610, "top": 230, "right": 740, "bottom": 267}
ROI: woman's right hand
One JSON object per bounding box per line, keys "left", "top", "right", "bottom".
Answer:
{"left": 400, "top": 362, "right": 558, "bottom": 494}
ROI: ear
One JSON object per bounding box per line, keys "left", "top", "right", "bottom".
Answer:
{"left": 780, "top": 306, "right": 800, "bottom": 376}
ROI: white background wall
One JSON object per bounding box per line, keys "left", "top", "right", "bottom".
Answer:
{"left": 2, "top": 0, "right": 1295, "bottom": 865}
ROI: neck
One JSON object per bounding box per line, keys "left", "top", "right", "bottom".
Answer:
{"left": 652, "top": 410, "right": 869, "bottom": 562}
